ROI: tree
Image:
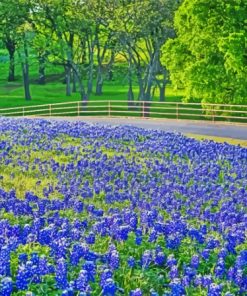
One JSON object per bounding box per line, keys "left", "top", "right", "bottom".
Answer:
{"left": 163, "top": 0, "right": 247, "bottom": 104}
{"left": 112, "top": 0, "right": 179, "bottom": 107}
{"left": 82, "top": 0, "right": 117, "bottom": 96}
{"left": 29, "top": 0, "right": 92, "bottom": 101}
{"left": 18, "top": 29, "right": 33, "bottom": 101}
{"left": 0, "top": 0, "right": 28, "bottom": 82}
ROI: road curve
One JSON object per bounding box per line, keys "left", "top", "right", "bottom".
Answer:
{"left": 38, "top": 117, "right": 247, "bottom": 140}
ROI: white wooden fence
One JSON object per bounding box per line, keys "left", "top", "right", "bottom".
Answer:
{"left": 0, "top": 100, "right": 246, "bottom": 124}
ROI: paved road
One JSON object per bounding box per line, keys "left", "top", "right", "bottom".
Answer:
{"left": 43, "top": 117, "right": 247, "bottom": 140}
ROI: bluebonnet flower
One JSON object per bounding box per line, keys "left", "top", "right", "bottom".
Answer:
{"left": 201, "top": 249, "right": 210, "bottom": 261}
{"left": 135, "top": 236, "right": 142, "bottom": 245}
{"left": 184, "top": 266, "right": 196, "bottom": 279}
{"left": 166, "top": 235, "right": 181, "bottom": 250}
{"left": 154, "top": 251, "right": 166, "bottom": 266}
{"left": 31, "top": 263, "right": 41, "bottom": 284}
{"left": 190, "top": 255, "right": 200, "bottom": 269}
{"left": 167, "top": 254, "right": 177, "bottom": 267}
{"left": 31, "top": 252, "right": 39, "bottom": 265}
{"left": 182, "top": 275, "right": 190, "bottom": 287}
{"left": 117, "top": 225, "right": 130, "bottom": 241}
{"left": 214, "top": 258, "right": 226, "bottom": 279}
{"left": 234, "top": 269, "right": 243, "bottom": 286}
{"left": 202, "top": 275, "right": 212, "bottom": 288}
{"left": 0, "top": 277, "right": 13, "bottom": 296}
{"left": 141, "top": 250, "right": 152, "bottom": 269}
{"left": 150, "top": 289, "right": 158, "bottom": 296}
{"left": 169, "top": 265, "right": 179, "bottom": 280}
{"left": 18, "top": 253, "right": 28, "bottom": 264}
{"left": 206, "top": 238, "right": 220, "bottom": 250}
{"left": 108, "top": 250, "right": 120, "bottom": 270}
{"left": 85, "top": 232, "right": 95, "bottom": 245}
{"left": 55, "top": 258, "right": 68, "bottom": 290}
{"left": 218, "top": 248, "right": 228, "bottom": 259}
{"left": 101, "top": 278, "right": 117, "bottom": 296}
{"left": 207, "top": 283, "right": 223, "bottom": 296}
{"left": 39, "top": 255, "right": 49, "bottom": 275}
{"left": 127, "top": 256, "right": 135, "bottom": 268}
{"left": 148, "top": 230, "right": 158, "bottom": 242}
{"left": 235, "top": 250, "right": 247, "bottom": 268}
{"left": 193, "top": 274, "right": 202, "bottom": 286}
{"left": 16, "top": 266, "right": 29, "bottom": 290}
{"left": 0, "top": 246, "right": 11, "bottom": 276}
{"left": 169, "top": 278, "right": 185, "bottom": 296}
{"left": 100, "top": 269, "right": 113, "bottom": 288}
{"left": 76, "top": 270, "right": 90, "bottom": 292}
{"left": 0, "top": 117, "right": 247, "bottom": 294}
{"left": 83, "top": 261, "right": 96, "bottom": 282}
{"left": 129, "top": 288, "right": 142, "bottom": 296}
{"left": 188, "top": 228, "right": 205, "bottom": 244}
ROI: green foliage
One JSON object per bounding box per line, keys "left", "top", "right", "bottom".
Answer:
{"left": 163, "top": 0, "right": 247, "bottom": 104}
{"left": 0, "top": 0, "right": 246, "bottom": 106}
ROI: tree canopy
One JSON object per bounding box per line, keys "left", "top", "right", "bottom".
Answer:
{"left": 163, "top": 0, "right": 247, "bottom": 104}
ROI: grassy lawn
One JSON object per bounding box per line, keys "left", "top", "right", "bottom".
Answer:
{"left": 186, "top": 134, "right": 247, "bottom": 148}
{"left": 0, "top": 58, "right": 183, "bottom": 108}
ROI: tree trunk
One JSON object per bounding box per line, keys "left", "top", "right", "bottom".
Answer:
{"left": 4, "top": 36, "right": 15, "bottom": 82}
{"left": 72, "top": 70, "right": 77, "bottom": 93}
{"left": 159, "top": 84, "right": 166, "bottom": 102}
{"left": 22, "top": 64, "right": 31, "bottom": 101}
{"left": 76, "top": 72, "right": 88, "bottom": 108}
{"left": 106, "top": 51, "right": 115, "bottom": 81}
{"left": 8, "top": 50, "right": 15, "bottom": 82}
{"left": 38, "top": 54, "right": 45, "bottom": 85}
{"left": 78, "top": 81, "right": 88, "bottom": 110}
{"left": 143, "top": 51, "right": 158, "bottom": 116}
{"left": 87, "top": 78, "right": 93, "bottom": 96}
{"left": 20, "top": 37, "right": 31, "bottom": 101}
{"left": 83, "top": 93, "right": 88, "bottom": 108}
{"left": 87, "top": 56, "right": 94, "bottom": 95}
{"left": 5, "top": 39, "right": 16, "bottom": 82}
{"left": 137, "top": 74, "right": 145, "bottom": 101}
{"left": 143, "top": 79, "right": 153, "bottom": 117}
{"left": 66, "top": 35, "right": 74, "bottom": 96}
{"left": 128, "top": 79, "right": 134, "bottom": 110}
{"left": 87, "top": 45, "right": 94, "bottom": 95}
{"left": 65, "top": 65, "right": 71, "bottom": 96}
{"left": 127, "top": 63, "right": 134, "bottom": 110}
{"left": 145, "top": 85, "right": 152, "bottom": 101}
{"left": 95, "top": 66, "right": 103, "bottom": 96}
{"left": 107, "top": 70, "right": 113, "bottom": 81}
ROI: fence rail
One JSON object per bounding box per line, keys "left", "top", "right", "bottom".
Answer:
{"left": 0, "top": 100, "right": 247, "bottom": 124}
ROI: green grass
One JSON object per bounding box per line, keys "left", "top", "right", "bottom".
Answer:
{"left": 186, "top": 134, "right": 247, "bottom": 148}
{"left": 0, "top": 57, "right": 183, "bottom": 108}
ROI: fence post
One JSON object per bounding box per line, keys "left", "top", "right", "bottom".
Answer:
{"left": 23, "top": 107, "right": 25, "bottom": 117}
{"left": 77, "top": 102, "right": 80, "bottom": 117}
{"left": 212, "top": 106, "right": 215, "bottom": 123}
{"left": 49, "top": 104, "right": 51, "bottom": 117}
{"left": 176, "top": 103, "right": 179, "bottom": 120}
{"left": 108, "top": 101, "right": 111, "bottom": 117}
{"left": 142, "top": 101, "right": 145, "bottom": 118}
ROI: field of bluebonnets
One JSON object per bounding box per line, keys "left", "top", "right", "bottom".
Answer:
{"left": 0, "top": 117, "right": 246, "bottom": 296}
